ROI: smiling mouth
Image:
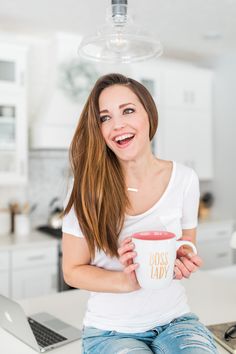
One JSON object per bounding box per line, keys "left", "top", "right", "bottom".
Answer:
{"left": 114, "top": 134, "right": 135, "bottom": 146}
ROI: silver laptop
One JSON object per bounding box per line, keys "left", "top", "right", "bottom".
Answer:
{"left": 0, "top": 294, "right": 82, "bottom": 352}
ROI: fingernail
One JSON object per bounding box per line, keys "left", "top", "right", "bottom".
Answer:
{"left": 187, "top": 252, "right": 194, "bottom": 259}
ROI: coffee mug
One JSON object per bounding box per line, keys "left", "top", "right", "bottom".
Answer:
{"left": 132, "top": 231, "right": 197, "bottom": 290}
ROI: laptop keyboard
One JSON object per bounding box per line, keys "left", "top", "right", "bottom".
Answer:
{"left": 28, "top": 317, "right": 67, "bottom": 348}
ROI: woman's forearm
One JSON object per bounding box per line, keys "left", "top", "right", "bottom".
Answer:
{"left": 63, "top": 264, "right": 130, "bottom": 293}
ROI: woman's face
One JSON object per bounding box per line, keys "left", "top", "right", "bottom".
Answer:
{"left": 98, "top": 84, "right": 150, "bottom": 162}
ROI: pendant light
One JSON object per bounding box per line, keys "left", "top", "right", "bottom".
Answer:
{"left": 78, "top": 0, "right": 163, "bottom": 63}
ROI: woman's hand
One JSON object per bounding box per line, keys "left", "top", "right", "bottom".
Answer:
{"left": 174, "top": 246, "right": 203, "bottom": 280}
{"left": 118, "top": 237, "right": 141, "bottom": 292}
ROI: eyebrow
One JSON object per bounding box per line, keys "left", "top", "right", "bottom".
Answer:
{"left": 99, "top": 102, "right": 136, "bottom": 114}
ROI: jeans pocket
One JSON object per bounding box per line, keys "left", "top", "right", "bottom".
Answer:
{"left": 171, "top": 312, "right": 199, "bottom": 324}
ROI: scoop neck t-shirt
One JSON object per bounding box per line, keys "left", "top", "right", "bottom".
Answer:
{"left": 62, "top": 161, "right": 200, "bottom": 333}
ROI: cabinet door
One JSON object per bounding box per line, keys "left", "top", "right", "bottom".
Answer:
{"left": 0, "top": 92, "right": 27, "bottom": 184}
{"left": 0, "top": 271, "right": 9, "bottom": 297}
{"left": 0, "top": 251, "right": 10, "bottom": 297}
{"left": 197, "top": 221, "right": 234, "bottom": 269}
{"left": 158, "top": 108, "right": 213, "bottom": 179}
{"left": 197, "top": 239, "right": 233, "bottom": 270}
{"left": 0, "top": 43, "right": 27, "bottom": 92}
{"left": 163, "top": 66, "right": 212, "bottom": 111}
{"left": 11, "top": 264, "right": 58, "bottom": 300}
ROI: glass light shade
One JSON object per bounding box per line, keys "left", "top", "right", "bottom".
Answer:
{"left": 78, "top": 4, "right": 163, "bottom": 63}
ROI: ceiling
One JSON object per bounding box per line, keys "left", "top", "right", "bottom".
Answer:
{"left": 0, "top": 0, "right": 236, "bottom": 60}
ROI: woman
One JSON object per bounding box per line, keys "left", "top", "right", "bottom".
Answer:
{"left": 62, "top": 73, "right": 217, "bottom": 353}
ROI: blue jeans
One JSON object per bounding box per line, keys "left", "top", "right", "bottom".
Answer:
{"left": 82, "top": 313, "right": 218, "bottom": 354}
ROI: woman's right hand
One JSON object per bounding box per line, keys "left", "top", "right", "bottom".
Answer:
{"left": 118, "top": 237, "right": 141, "bottom": 292}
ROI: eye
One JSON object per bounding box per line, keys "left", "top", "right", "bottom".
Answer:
{"left": 99, "top": 115, "right": 111, "bottom": 123}
{"left": 123, "top": 108, "right": 135, "bottom": 115}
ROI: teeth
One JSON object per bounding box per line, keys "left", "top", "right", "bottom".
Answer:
{"left": 115, "top": 134, "right": 134, "bottom": 142}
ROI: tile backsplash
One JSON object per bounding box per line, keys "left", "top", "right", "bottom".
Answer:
{"left": 28, "top": 149, "right": 71, "bottom": 227}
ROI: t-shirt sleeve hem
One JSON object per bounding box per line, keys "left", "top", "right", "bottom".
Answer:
{"left": 181, "top": 222, "right": 198, "bottom": 230}
{"left": 62, "top": 228, "right": 84, "bottom": 238}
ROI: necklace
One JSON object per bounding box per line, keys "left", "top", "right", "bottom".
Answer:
{"left": 127, "top": 187, "right": 138, "bottom": 192}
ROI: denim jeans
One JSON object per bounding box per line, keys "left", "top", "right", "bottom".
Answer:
{"left": 82, "top": 313, "right": 218, "bottom": 354}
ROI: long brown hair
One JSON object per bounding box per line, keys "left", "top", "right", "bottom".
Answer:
{"left": 64, "top": 73, "right": 158, "bottom": 259}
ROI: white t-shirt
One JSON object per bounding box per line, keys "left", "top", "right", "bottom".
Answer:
{"left": 62, "top": 161, "right": 200, "bottom": 333}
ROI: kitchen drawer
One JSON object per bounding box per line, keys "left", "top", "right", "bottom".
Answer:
{"left": 0, "top": 251, "right": 9, "bottom": 271}
{"left": 197, "top": 222, "right": 234, "bottom": 242}
{"left": 197, "top": 239, "right": 233, "bottom": 270}
{"left": 12, "top": 246, "right": 57, "bottom": 269}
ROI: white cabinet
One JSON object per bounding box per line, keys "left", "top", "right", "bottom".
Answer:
{"left": 131, "top": 60, "right": 213, "bottom": 180}
{"left": 0, "top": 43, "right": 26, "bottom": 91}
{"left": 163, "top": 65, "right": 212, "bottom": 110}
{"left": 12, "top": 265, "right": 57, "bottom": 299}
{"left": 161, "top": 109, "right": 213, "bottom": 179}
{"left": 0, "top": 238, "right": 58, "bottom": 300}
{"left": 0, "top": 42, "right": 28, "bottom": 184}
{"left": 0, "top": 250, "right": 10, "bottom": 297}
{"left": 197, "top": 220, "right": 235, "bottom": 270}
{"left": 11, "top": 244, "right": 58, "bottom": 300}
{"left": 158, "top": 63, "right": 213, "bottom": 180}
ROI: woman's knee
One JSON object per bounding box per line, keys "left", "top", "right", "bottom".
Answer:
{"left": 151, "top": 314, "right": 218, "bottom": 354}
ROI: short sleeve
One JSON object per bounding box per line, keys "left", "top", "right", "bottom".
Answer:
{"left": 62, "top": 187, "right": 84, "bottom": 238}
{"left": 181, "top": 169, "right": 200, "bottom": 229}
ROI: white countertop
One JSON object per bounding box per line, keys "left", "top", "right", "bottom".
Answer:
{"left": 1, "top": 267, "right": 236, "bottom": 354}
{"left": 0, "top": 231, "right": 58, "bottom": 250}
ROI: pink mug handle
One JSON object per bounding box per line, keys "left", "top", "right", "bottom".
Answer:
{"left": 176, "top": 240, "right": 197, "bottom": 254}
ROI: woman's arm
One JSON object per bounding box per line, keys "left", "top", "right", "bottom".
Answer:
{"left": 174, "top": 228, "right": 203, "bottom": 279}
{"left": 62, "top": 233, "right": 139, "bottom": 293}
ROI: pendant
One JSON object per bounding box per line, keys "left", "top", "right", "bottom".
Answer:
{"left": 127, "top": 187, "right": 138, "bottom": 192}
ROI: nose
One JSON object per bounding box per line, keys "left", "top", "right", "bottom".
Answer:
{"left": 113, "top": 115, "right": 126, "bottom": 131}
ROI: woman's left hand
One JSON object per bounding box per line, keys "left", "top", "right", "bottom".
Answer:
{"left": 174, "top": 246, "right": 203, "bottom": 280}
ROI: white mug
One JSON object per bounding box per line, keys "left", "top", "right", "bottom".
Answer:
{"left": 132, "top": 231, "right": 197, "bottom": 290}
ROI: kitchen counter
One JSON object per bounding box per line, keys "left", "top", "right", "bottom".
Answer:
{"left": 0, "top": 230, "right": 59, "bottom": 250}
{"left": 1, "top": 267, "right": 236, "bottom": 354}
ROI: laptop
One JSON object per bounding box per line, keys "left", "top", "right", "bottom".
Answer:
{"left": 0, "top": 294, "right": 82, "bottom": 352}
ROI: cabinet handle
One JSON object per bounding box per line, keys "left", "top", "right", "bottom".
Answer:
{"left": 190, "top": 91, "right": 195, "bottom": 104}
{"left": 20, "top": 72, "right": 25, "bottom": 86}
{"left": 216, "top": 231, "right": 227, "bottom": 236}
{"left": 183, "top": 91, "right": 188, "bottom": 103}
{"left": 27, "top": 255, "right": 45, "bottom": 261}
{"left": 51, "top": 273, "right": 57, "bottom": 289}
{"left": 216, "top": 252, "right": 228, "bottom": 258}
{"left": 20, "top": 160, "right": 25, "bottom": 176}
